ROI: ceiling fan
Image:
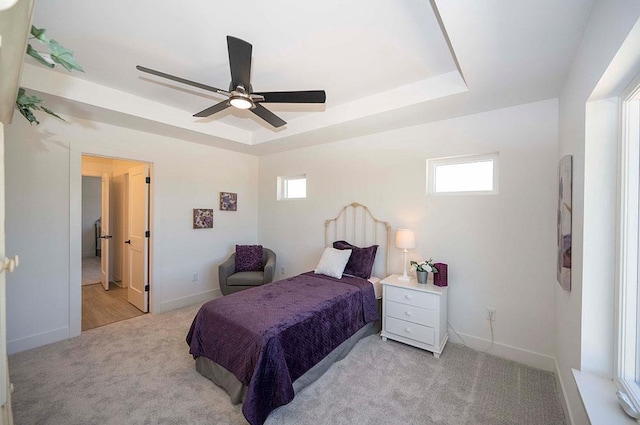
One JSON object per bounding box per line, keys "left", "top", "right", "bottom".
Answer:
{"left": 136, "top": 36, "right": 326, "bottom": 128}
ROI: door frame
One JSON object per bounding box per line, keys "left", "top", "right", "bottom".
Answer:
{"left": 70, "top": 145, "right": 156, "bottom": 338}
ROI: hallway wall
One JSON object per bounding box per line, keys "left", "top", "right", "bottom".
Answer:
{"left": 81, "top": 176, "right": 101, "bottom": 258}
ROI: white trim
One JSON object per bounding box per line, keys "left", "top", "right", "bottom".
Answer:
{"left": 574, "top": 369, "right": 637, "bottom": 424}
{"left": 426, "top": 152, "right": 499, "bottom": 196}
{"left": 69, "top": 147, "right": 82, "bottom": 337}
{"left": 446, "top": 330, "right": 555, "bottom": 371}
{"left": 615, "top": 76, "right": 640, "bottom": 413}
{"left": 556, "top": 360, "right": 576, "bottom": 425}
{"left": 6, "top": 326, "right": 68, "bottom": 355}
{"left": 158, "top": 289, "right": 220, "bottom": 313}
{"left": 69, "top": 143, "right": 158, "bottom": 338}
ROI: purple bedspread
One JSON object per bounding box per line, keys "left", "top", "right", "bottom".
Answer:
{"left": 186, "top": 272, "right": 378, "bottom": 425}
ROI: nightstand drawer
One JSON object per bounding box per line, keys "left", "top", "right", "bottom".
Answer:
{"left": 386, "top": 286, "right": 436, "bottom": 309}
{"left": 385, "top": 316, "right": 435, "bottom": 345}
{"left": 386, "top": 300, "right": 435, "bottom": 327}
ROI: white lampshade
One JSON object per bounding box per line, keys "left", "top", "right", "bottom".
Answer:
{"left": 395, "top": 229, "right": 416, "bottom": 249}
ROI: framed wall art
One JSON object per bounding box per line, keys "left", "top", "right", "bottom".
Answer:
{"left": 220, "top": 192, "right": 238, "bottom": 211}
{"left": 557, "top": 155, "right": 572, "bottom": 291}
{"left": 193, "top": 208, "right": 213, "bottom": 229}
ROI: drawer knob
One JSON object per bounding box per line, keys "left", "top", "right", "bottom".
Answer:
{"left": 405, "top": 294, "right": 412, "bottom": 299}
{"left": 405, "top": 328, "right": 411, "bottom": 333}
{"left": 405, "top": 311, "right": 412, "bottom": 317}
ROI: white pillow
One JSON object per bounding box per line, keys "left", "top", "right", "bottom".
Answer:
{"left": 314, "top": 247, "right": 352, "bottom": 279}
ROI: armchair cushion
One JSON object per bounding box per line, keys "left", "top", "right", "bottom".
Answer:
{"left": 227, "top": 271, "right": 266, "bottom": 287}
{"left": 235, "top": 244, "right": 263, "bottom": 272}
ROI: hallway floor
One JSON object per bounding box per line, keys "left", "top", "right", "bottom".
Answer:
{"left": 82, "top": 256, "right": 102, "bottom": 285}
{"left": 81, "top": 255, "right": 145, "bottom": 331}
{"left": 82, "top": 282, "right": 145, "bottom": 331}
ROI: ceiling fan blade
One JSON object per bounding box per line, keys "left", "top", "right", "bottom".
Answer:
{"left": 227, "top": 36, "right": 252, "bottom": 89}
{"left": 251, "top": 104, "right": 286, "bottom": 128}
{"left": 193, "top": 100, "right": 230, "bottom": 118}
{"left": 254, "top": 90, "right": 326, "bottom": 104}
{"left": 137, "top": 65, "right": 230, "bottom": 96}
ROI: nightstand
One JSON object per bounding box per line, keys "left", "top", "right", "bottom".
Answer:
{"left": 380, "top": 274, "right": 448, "bottom": 358}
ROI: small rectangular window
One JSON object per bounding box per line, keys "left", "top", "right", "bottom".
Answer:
{"left": 277, "top": 174, "right": 306, "bottom": 200}
{"left": 427, "top": 153, "right": 499, "bottom": 195}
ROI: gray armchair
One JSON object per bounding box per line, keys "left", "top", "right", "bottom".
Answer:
{"left": 218, "top": 248, "right": 276, "bottom": 295}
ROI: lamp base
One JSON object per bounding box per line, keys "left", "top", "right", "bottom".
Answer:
{"left": 399, "top": 250, "right": 411, "bottom": 281}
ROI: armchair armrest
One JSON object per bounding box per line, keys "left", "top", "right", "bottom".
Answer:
{"left": 218, "top": 253, "right": 236, "bottom": 285}
{"left": 263, "top": 250, "right": 276, "bottom": 284}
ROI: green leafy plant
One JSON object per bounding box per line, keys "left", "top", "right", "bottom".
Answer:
{"left": 410, "top": 258, "right": 438, "bottom": 273}
{"left": 15, "top": 25, "right": 84, "bottom": 125}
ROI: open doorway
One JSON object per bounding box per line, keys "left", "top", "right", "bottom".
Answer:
{"left": 81, "top": 155, "right": 151, "bottom": 331}
{"left": 81, "top": 176, "right": 102, "bottom": 286}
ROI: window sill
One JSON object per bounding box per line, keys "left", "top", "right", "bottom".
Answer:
{"left": 573, "top": 369, "right": 637, "bottom": 424}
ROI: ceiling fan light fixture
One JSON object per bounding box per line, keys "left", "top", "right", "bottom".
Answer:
{"left": 229, "top": 96, "right": 253, "bottom": 110}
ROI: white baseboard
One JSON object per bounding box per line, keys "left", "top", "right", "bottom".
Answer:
{"left": 156, "top": 289, "right": 221, "bottom": 314}
{"left": 554, "top": 360, "right": 575, "bottom": 424}
{"left": 7, "top": 326, "right": 69, "bottom": 355}
{"left": 447, "top": 330, "right": 555, "bottom": 371}
{"left": 7, "top": 291, "right": 222, "bottom": 355}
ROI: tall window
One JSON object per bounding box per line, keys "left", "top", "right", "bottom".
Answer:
{"left": 426, "top": 153, "right": 499, "bottom": 195}
{"left": 616, "top": 81, "right": 640, "bottom": 413}
{"left": 277, "top": 174, "right": 306, "bottom": 200}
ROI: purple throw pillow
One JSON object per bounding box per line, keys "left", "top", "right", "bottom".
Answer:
{"left": 235, "top": 245, "right": 263, "bottom": 272}
{"left": 332, "top": 240, "right": 378, "bottom": 279}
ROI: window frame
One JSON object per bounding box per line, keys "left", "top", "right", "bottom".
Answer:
{"left": 277, "top": 174, "right": 307, "bottom": 200}
{"left": 615, "top": 79, "right": 640, "bottom": 411}
{"left": 426, "top": 152, "right": 499, "bottom": 196}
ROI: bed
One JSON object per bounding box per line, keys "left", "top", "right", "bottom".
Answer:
{"left": 186, "top": 202, "right": 391, "bottom": 425}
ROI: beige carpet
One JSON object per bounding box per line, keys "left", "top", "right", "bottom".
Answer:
{"left": 8, "top": 303, "right": 566, "bottom": 425}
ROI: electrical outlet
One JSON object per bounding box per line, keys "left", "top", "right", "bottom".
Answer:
{"left": 192, "top": 272, "right": 199, "bottom": 282}
{"left": 486, "top": 307, "right": 496, "bottom": 321}
{"left": 281, "top": 266, "right": 285, "bottom": 275}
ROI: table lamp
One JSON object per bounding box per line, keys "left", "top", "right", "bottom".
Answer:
{"left": 395, "top": 229, "right": 416, "bottom": 281}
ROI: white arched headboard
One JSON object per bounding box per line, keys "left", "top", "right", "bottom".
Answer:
{"left": 324, "top": 202, "right": 391, "bottom": 278}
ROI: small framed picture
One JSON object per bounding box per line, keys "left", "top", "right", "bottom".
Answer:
{"left": 220, "top": 192, "right": 238, "bottom": 211}
{"left": 193, "top": 208, "right": 213, "bottom": 229}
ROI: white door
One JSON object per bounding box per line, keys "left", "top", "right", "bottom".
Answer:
{"left": 127, "top": 164, "right": 148, "bottom": 312}
{"left": 100, "top": 173, "right": 111, "bottom": 291}
{"left": 0, "top": 124, "right": 11, "bottom": 422}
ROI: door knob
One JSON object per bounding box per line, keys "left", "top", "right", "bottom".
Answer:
{"left": 100, "top": 235, "right": 113, "bottom": 239}
{"left": 1, "top": 255, "right": 19, "bottom": 273}
{"left": 124, "top": 240, "right": 131, "bottom": 244}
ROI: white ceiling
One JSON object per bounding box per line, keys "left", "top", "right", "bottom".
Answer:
{"left": 22, "top": 0, "right": 594, "bottom": 155}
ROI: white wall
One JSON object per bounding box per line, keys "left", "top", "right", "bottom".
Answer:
{"left": 259, "top": 99, "right": 559, "bottom": 370}
{"left": 81, "top": 176, "right": 101, "bottom": 258}
{"left": 556, "top": 1, "right": 640, "bottom": 424}
{"left": 5, "top": 114, "right": 259, "bottom": 353}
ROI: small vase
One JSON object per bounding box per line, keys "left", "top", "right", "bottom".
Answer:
{"left": 416, "top": 270, "right": 428, "bottom": 284}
